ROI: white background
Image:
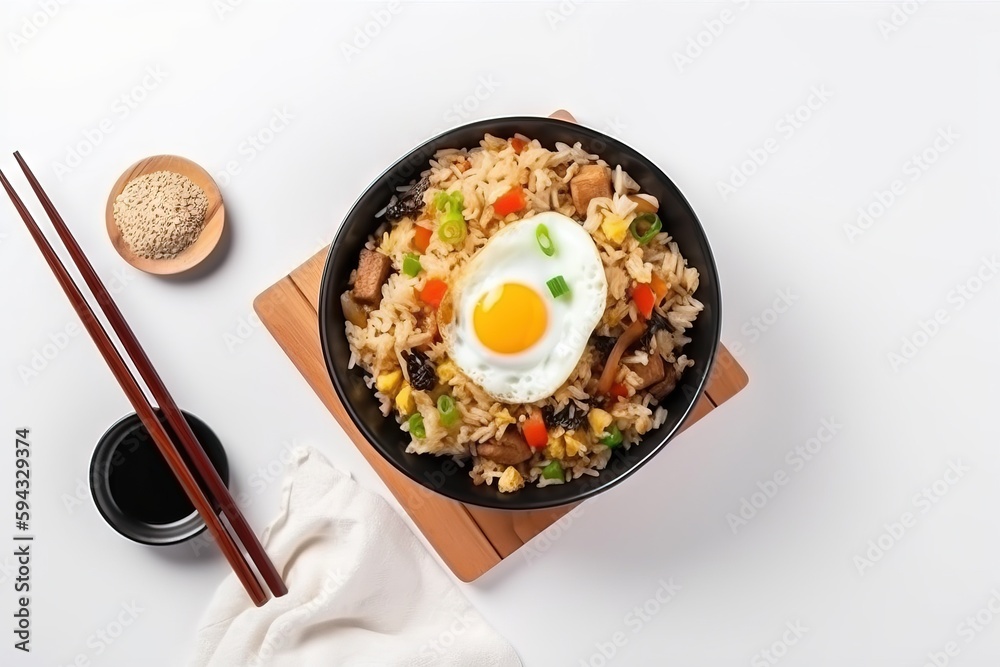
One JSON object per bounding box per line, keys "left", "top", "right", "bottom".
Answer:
{"left": 2, "top": 1, "right": 999, "bottom": 665}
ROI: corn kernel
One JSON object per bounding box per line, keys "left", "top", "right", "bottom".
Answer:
{"left": 375, "top": 370, "right": 402, "bottom": 395}
{"left": 498, "top": 466, "right": 525, "bottom": 493}
{"left": 437, "top": 361, "right": 458, "bottom": 383}
{"left": 601, "top": 214, "right": 630, "bottom": 244}
{"left": 564, "top": 430, "right": 585, "bottom": 457}
{"left": 544, "top": 434, "right": 565, "bottom": 460}
{"left": 395, "top": 383, "right": 415, "bottom": 415}
{"left": 588, "top": 408, "right": 613, "bottom": 437}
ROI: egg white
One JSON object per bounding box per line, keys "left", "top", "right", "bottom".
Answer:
{"left": 441, "top": 211, "right": 608, "bottom": 403}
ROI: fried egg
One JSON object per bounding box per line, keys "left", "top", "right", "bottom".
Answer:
{"left": 440, "top": 211, "right": 608, "bottom": 403}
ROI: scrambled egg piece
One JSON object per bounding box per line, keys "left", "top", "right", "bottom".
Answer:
{"left": 588, "top": 408, "right": 613, "bottom": 437}
{"left": 437, "top": 361, "right": 458, "bottom": 383}
{"left": 376, "top": 370, "right": 402, "bottom": 395}
{"left": 544, "top": 434, "right": 565, "bottom": 460}
{"left": 395, "top": 382, "right": 415, "bottom": 415}
{"left": 601, "top": 214, "right": 630, "bottom": 244}
{"left": 564, "top": 430, "right": 586, "bottom": 457}
{"left": 498, "top": 466, "right": 524, "bottom": 493}
{"left": 494, "top": 408, "right": 516, "bottom": 428}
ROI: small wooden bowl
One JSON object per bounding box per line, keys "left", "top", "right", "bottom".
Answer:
{"left": 106, "top": 155, "right": 225, "bottom": 275}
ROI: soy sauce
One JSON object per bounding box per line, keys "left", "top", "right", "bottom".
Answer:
{"left": 105, "top": 414, "right": 224, "bottom": 525}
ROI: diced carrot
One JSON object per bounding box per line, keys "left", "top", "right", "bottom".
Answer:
{"left": 420, "top": 279, "right": 448, "bottom": 309}
{"left": 493, "top": 187, "right": 526, "bottom": 217}
{"left": 413, "top": 225, "right": 433, "bottom": 253}
{"left": 511, "top": 137, "right": 527, "bottom": 154}
{"left": 610, "top": 382, "right": 629, "bottom": 403}
{"left": 522, "top": 412, "right": 548, "bottom": 449}
{"left": 650, "top": 273, "right": 668, "bottom": 303}
{"left": 632, "top": 283, "right": 655, "bottom": 320}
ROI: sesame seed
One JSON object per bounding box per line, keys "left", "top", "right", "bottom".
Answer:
{"left": 112, "top": 170, "right": 209, "bottom": 260}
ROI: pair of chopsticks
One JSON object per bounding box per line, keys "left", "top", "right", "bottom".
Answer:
{"left": 1, "top": 154, "right": 286, "bottom": 606}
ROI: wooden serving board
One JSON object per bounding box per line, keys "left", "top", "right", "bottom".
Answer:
{"left": 254, "top": 248, "right": 749, "bottom": 582}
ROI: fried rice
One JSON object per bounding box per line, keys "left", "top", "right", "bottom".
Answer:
{"left": 343, "top": 133, "right": 703, "bottom": 492}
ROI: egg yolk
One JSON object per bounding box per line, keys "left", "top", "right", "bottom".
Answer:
{"left": 473, "top": 283, "right": 547, "bottom": 354}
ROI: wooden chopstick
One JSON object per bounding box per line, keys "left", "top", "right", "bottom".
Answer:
{"left": 13, "top": 153, "right": 288, "bottom": 599}
{"left": 0, "top": 167, "right": 269, "bottom": 607}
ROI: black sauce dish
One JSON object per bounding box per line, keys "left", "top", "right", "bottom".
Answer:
{"left": 90, "top": 410, "right": 228, "bottom": 545}
{"left": 318, "top": 116, "right": 721, "bottom": 510}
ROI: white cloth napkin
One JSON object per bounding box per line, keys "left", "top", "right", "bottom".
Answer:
{"left": 192, "top": 447, "right": 521, "bottom": 667}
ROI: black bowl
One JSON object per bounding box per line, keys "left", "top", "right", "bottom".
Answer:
{"left": 90, "top": 410, "right": 229, "bottom": 545}
{"left": 319, "top": 116, "right": 721, "bottom": 510}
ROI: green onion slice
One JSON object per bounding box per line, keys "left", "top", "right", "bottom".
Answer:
{"left": 541, "top": 460, "right": 564, "bottom": 481}
{"left": 434, "top": 190, "right": 467, "bottom": 245}
{"left": 437, "top": 394, "right": 459, "bottom": 427}
{"left": 630, "top": 213, "right": 663, "bottom": 245}
{"left": 546, "top": 275, "right": 570, "bottom": 299}
{"left": 437, "top": 216, "right": 467, "bottom": 245}
{"left": 535, "top": 224, "right": 555, "bottom": 256}
{"left": 403, "top": 253, "right": 422, "bottom": 277}
{"left": 600, "top": 424, "right": 623, "bottom": 448}
{"left": 408, "top": 413, "right": 426, "bottom": 439}
{"left": 434, "top": 190, "right": 464, "bottom": 212}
